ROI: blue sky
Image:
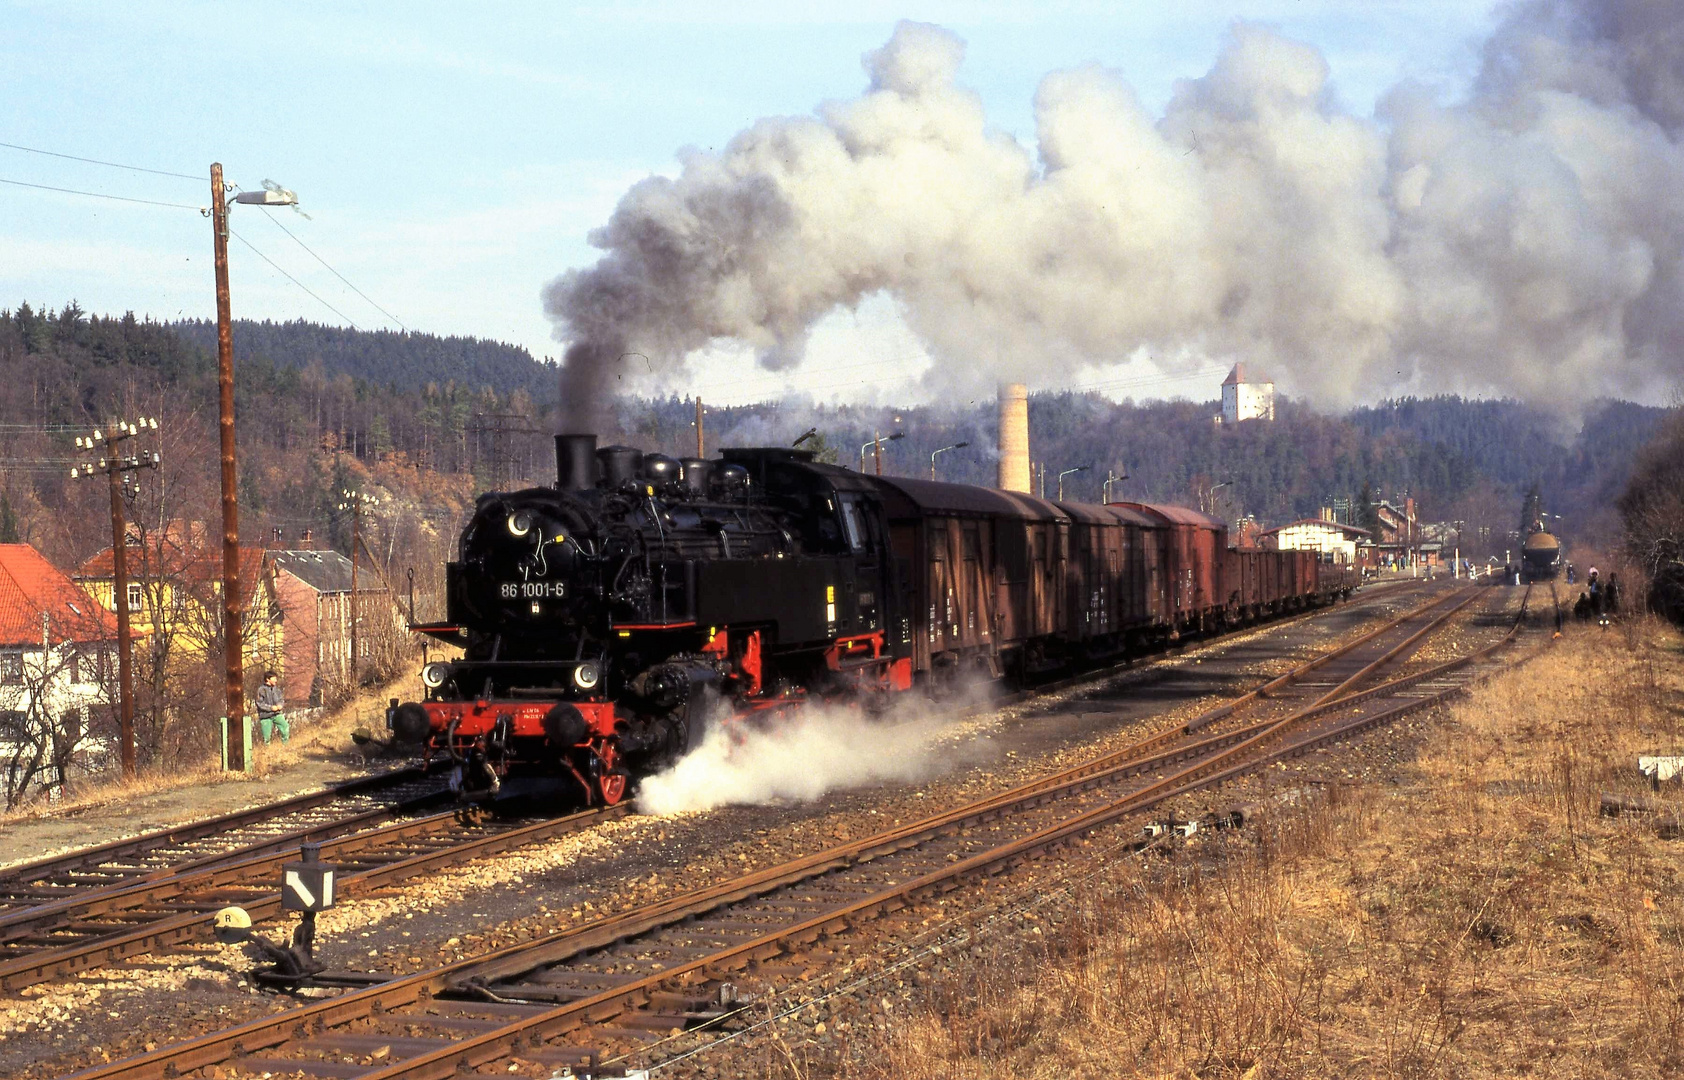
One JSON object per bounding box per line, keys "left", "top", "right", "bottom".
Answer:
{"left": 0, "top": 1, "right": 1503, "bottom": 404}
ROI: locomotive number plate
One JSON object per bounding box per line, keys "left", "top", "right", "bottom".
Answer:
{"left": 500, "top": 581, "right": 566, "bottom": 599}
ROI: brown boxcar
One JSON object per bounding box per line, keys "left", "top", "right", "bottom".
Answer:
{"left": 875, "top": 478, "right": 1068, "bottom": 677}
{"left": 1104, "top": 504, "right": 1164, "bottom": 632}
{"left": 1054, "top": 501, "right": 1128, "bottom": 646}
{"left": 1109, "top": 502, "right": 1227, "bottom": 633}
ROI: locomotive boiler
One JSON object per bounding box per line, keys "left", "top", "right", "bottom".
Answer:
{"left": 397, "top": 434, "right": 1358, "bottom": 806}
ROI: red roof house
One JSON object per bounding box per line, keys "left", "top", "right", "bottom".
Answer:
{"left": 0, "top": 544, "right": 115, "bottom": 646}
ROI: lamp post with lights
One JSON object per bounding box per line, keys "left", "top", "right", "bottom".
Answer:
{"left": 860, "top": 431, "right": 904, "bottom": 475}
{"left": 1057, "top": 464, "right": 1091, "bottom": 502}
{"left": 930, "top": 441, "right": 969, "bottom": 481}
{"left": 1101, "top": 467, "right": 1129, "bottom": 504}
{"left": 70, "top": 418, "right": 160, "bottom": 779}
{"left": 207, "top": 164, "right": 300, "bottom": 771}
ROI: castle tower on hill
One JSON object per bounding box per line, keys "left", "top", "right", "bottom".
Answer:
{"left": 1221, "top": 363, "right": 1275, "bottom": 425}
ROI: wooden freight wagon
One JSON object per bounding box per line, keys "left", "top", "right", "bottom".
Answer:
{"left": 1110, "top": 502, "right": 1227, "bottom": 635}
{"left": 1102, "top": 504, "right": 1165, "bottom": 638}
{"left": 875, "top": 478, "right": 1068, "bottom": 681}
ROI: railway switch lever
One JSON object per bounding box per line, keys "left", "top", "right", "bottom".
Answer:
{"left": 216, "top": 842, "right": 340, "bottom": 989}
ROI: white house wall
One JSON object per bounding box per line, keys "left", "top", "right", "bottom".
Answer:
{"left": 1273, "top": 523, "right": 1357, "bottom": 563}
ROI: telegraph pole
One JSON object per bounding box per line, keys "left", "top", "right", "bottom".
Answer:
{"left": 349, "top": 498, "right": 359, "bottom": 686}
{"left": 873, "top": 432, "right": 883, "bottom": 476}
{"left": 695, "top": 398, "right": 705, "bottom": 457}
{"left": 210, "top": 163, "right": 247, "bottom": 770}
{"left": 104, "top": 456, "right": 134, "bottom": 778}
{"left": 72, "top": 419, "right": 159, "bottom": 779}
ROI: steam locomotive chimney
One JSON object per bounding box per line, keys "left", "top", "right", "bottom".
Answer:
{"left": 997, "top": 383, "right": 1031, "bottom": 493}
{"left": 555, "top": 434, "right": 600, "bottom": 491}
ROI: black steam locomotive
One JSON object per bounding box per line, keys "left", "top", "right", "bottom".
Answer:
{"left": 396, "top": 435, "right": 1356, "bottom": 805}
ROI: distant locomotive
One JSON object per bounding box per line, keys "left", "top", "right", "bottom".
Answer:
{"left": 1521, "top": 528, "right": 1562, "bottom": 583}
{"left": 395, "top": 435, "right": 1359, "bottom": 805}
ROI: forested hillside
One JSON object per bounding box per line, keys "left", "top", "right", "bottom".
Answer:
{"left": 0, "top": 304, "right": 526, "bottom": 608}
{"left": 0, "top": 305, "right": 1663, "bottom": 588}
{"left": 171, "top": 319, "right": 559, "bottom": 404}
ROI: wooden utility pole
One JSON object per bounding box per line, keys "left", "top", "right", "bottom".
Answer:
{"left": 695, "top": 398, "right": 704, "bottom": 457}
{"left": 873, "top": 432, "right": 884, "bottom": 476}
{"left": 349, "top": 497, "right": 359, "bottom": 687}
{"left": 71, "top": 420, "right": 158, "bottom": 779}
{"left": 210, "top": 163, "right": 246, "bottom": 771}
{"left": 105, "top": 459, "right": 133, "bottom": 778}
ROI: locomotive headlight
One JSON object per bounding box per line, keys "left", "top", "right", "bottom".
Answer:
{"left": 507, "top": 510, "right": 533, "bottom": 538}
{"left": 421, "top": 662, "right": 450, "bottom": 689}
{"left": 572, "top": 661, "right": 601, "bottom": 691}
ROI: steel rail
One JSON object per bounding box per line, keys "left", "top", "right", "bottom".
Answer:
{"left": 60, "top": 584, "right": 1512, "bottom": 1080}
{"left": 967, "top": 583, "right": 1485, "bottom": 812}
{"left": 0, "top": 804, "right": 626, "bottom": 992}
{"left": 0, "top": 766, "right": 437, "bottom": 892}
{"left": 0, "top": 787, "right": 451, "bottom": 934}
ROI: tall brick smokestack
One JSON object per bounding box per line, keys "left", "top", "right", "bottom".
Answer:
{"left": 998, "top": 383, "right": 1030, "bottom": 493}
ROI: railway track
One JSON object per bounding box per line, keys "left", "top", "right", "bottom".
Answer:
{"left": 0, "top": 768, "right": 449, "bottom": 910}
{"left": 62, "top": 582, "right": 1526, "bottom": 1080}
{"left": 0, "top": 794, "right": 629, "bottom": 993}
{"left": 0, "top": 579, "right": 1424, "bottom": 998}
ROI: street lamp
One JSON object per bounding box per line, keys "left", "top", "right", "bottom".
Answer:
{"left": 1101, "top": 468, "right": 1129, "bottom": 504}
{"left": 70, "top": 418, "right": 161, "bottom": 779}
{"left": 1056, "top": 465, "right": 1091, "bottom": 502}
{"left": 860, "top": 431, "right": 904, "bottom": 475}
{"left": 930, "top": 441, "right": 968, "bottom": 481}
{"left": 1202, "top": 480, "right": 1233, "bottom": 514}
{"left": 207, "top": 164, "right": 300, "bottom": 772}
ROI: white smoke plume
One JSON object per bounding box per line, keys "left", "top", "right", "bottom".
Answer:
{"left": 634, "top": 703, "right": 985, "bottom": 815}
{"left": 544, "top": 2, "right": 1684, "bottom": 423}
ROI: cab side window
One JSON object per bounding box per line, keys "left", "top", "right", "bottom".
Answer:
{"left": 839, "top": 495, "right": 868, "bottom": 552}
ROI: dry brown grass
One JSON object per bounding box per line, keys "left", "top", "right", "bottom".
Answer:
{"left": 819, "top": 618, "right": 1684, "bottom": 1079}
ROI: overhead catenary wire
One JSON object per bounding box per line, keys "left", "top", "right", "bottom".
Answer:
{"left": 0, "top": 139, "right": 203, "bottom": 182}
{"left": 258, "top": 208, "right": 409, "bottom": 331}
{"left": 0, "top": 175, "right": 199, "bottom": 210}
{"left": 228, "top": 229, "right": 361, "bottom": 330}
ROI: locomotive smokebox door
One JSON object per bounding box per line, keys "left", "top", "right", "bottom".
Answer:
{"left": 281, "top": 844, "right": 337, "bottom": 912}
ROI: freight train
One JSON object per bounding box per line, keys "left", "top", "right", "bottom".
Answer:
{"left": 394, "top": 436, "right": 1359, "bottom": 805}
